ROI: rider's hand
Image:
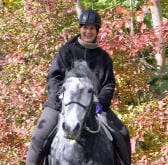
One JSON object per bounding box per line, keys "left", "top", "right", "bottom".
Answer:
{"left": 95, "top": 103, "right": 103, "bottom": 115}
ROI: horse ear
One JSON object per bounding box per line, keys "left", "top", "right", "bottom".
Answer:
{"left": 59, "top": 93, "right": 63, "bottom": 100}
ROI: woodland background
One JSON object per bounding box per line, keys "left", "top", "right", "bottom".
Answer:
{"left": 0, "top": 0, "right": 168, "bottom": 164}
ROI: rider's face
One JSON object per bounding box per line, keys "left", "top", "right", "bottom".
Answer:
{"left": 80, "top": 25, "right": 97, "bottom": 43}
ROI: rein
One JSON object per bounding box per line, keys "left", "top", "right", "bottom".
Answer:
{"left": 84, "top": 119, "right": 100, "bottom": 133}
{"left": 65, "top": 101, "right": 88, "bottom": 109}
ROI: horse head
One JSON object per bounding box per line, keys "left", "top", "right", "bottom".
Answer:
{"left": 59, "top": 61, "right": 99, "bottom": 140}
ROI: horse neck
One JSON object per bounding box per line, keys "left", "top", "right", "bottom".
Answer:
{"left": 84, "top": 107, "right": 98, "bottom": 132}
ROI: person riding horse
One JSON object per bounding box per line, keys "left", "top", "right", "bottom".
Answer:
{"left": 26, "top": 9, "right": 131, "bottom": 165}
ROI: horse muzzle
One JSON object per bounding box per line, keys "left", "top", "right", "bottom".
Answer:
{"left": 62, "top": 121, "right": 81, "bottom": 139}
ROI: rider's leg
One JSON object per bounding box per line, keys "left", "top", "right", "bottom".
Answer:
{"left": 26, "top": 107, "right": 60, "bottom": 165}
{"left": 102, "top": 109, "right": 131, "bottom": 165}
{"left": 106, "top": 109, "right": 131, "bottom": 153}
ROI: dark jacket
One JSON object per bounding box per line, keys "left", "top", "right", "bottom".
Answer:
{"left": 44, "top": 35, "right": 115, "bottom": 111}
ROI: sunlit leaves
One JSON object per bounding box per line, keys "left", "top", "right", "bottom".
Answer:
{"left": 2, "top": 0, "right": 24, "bottom": 11}
{"left": 0, "top": 0, "right": 168, "bottom": 164}
{"left": 120, "top": 98, "right": 168, "bottom": 164}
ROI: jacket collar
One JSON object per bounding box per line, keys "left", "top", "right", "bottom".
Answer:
{"left": 68, "top": 35, "right": 98, "bottom": 49}
{"left": 77, "top": 37, "right": 98, "bottom": 49}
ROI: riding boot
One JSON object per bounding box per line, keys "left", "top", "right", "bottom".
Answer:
{"left": 26, "top": 107, "right": 60, "bottom": 165}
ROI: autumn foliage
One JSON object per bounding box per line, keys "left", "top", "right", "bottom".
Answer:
{"left": 0, "top": 0, "right": 168, "bottom": 164}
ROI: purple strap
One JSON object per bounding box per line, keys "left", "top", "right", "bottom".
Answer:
{"left": 96, "top": 104, "right": 103, "bottom": 114}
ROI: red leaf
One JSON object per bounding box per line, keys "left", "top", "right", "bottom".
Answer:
{"left": 131, "top": 137, "right": 136, "bottom": 154}
{"left": 147, "top": 0, "right": 154, "bottom": 6}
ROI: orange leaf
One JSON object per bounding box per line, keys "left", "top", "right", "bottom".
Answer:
{"left": 147, "top": 0, "right": 154, "bottom": 6}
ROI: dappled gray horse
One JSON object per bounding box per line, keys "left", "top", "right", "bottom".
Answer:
{"left": 46, "top": 61, "right": 117, "bottom": 165}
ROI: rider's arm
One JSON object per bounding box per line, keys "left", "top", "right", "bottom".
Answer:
{"left": 44, "top": 48, "right": 66, "bottom": 111}
{"left": 98, "top": 57, "right": 115, "bottom": 111}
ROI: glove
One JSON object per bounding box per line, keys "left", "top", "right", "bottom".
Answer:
{"left": 96, "top": 103, "right": 103, "bottom": 115}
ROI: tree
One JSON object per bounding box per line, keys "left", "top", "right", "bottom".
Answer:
{"left": 150, "top": 0, "right": 166, "bottom": 72}
{"left": 75, "top": 0, "right": 83, "bottom": 19}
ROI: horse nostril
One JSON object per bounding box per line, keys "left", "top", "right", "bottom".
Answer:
{"left": 73, "top": 123, "right": 80, "bottom": 133}
{"left": 62, "top": 122, "right": 70, "bottom": 132}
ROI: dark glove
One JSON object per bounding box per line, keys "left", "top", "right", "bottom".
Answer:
{"left": 95, "top": 103, "right": 103, "bottom": 115}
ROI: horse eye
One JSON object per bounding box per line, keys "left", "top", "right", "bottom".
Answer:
{"left": 88, "top": 88, "right": 93, "bottom": 93}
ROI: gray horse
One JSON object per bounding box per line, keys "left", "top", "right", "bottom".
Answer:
{"left": 46, "top": 61, "right": 118, "bottom": 165}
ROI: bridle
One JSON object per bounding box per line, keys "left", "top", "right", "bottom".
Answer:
{"left": 61, "top": 90, "right": 100, "bottom": 134}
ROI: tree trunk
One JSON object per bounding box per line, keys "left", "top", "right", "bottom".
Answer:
{"left": 75, "top": 0, "right": 83, "bottom": 19}
{"left": 130, "top": 0, "right": 134, "bottom": 35}
{"left": 150, "top": 0, "right": 166, "bottom": 73}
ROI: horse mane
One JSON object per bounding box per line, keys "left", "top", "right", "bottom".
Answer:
{"left": 65, "top": 60, "right": 99, "bottom": 94}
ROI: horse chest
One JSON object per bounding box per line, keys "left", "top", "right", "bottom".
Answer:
{"left": 50, "top": 136, "right": 85, "bottom": 165}
{"left": 49, "top": 133, "right": 115, "bottom": 165}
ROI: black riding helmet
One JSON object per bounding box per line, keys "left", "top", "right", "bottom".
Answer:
{"left": 79, "top": 10, "right": 101, "bottom": 32}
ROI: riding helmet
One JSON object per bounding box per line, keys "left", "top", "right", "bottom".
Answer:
{"left": 79, "top": 10, "right": 101, "bottom": 32}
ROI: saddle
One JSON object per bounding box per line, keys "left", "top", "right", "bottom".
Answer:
{"left": 43, "top": 125, "right": 58, "bottom": 155}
